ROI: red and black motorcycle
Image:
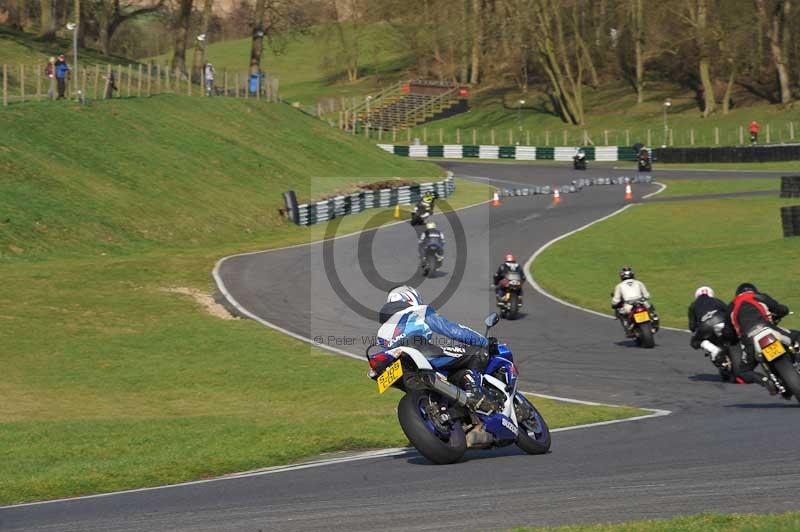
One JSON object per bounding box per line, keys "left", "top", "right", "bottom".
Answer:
{"left": 626, "top": 298, "right": 657, "bottom": 348}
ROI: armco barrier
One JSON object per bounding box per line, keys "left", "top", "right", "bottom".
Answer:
{"left": 377, "top": 144, "right": 639, "bottom": 161}
{"left": 654, "top": 144, "right": 800, "bottom": 163}
{"left": 289, "top": 174, "right": 456, "bottom": 226}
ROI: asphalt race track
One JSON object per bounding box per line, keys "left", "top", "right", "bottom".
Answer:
{"left": 3, "top": 162, "right": 795, "bottom": 532}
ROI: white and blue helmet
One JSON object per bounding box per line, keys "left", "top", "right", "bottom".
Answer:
{"left": 387, "top": 285, "right": 422, "bottom": 306}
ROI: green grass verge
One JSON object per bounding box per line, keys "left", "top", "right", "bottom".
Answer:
{"left": 657, "top": 179, "right": 779, "bottom": 197}
{"left": 653, "top": 162, "right": 800, "bottom": 172}
{"left": 510, "top": 512, "right": 800, "bottom": 531}
{"left": 534, "top": 196, "right": 800, "bottom": 330}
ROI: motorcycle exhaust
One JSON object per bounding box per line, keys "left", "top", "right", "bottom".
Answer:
{"left": 700, "top": 340, "right": 722, "bottom": 359}
{"left": 419, "top": 372, "right": 469, "bottom": 407}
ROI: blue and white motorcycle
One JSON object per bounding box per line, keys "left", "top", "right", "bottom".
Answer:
{"left": 366, "top": 312, "right": 550, "bottom": 464}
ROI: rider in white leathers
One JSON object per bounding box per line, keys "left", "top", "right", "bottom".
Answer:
{"left": 611, "top": 267, "right": 660, "bottom": 334}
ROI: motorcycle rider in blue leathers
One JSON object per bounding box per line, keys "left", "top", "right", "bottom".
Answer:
{"left": 377, "top": 285, "right": 500, "bottom": 413}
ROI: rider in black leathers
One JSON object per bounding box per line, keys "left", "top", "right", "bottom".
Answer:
{"left": 418, "top": 221, "right": 445, "bottom": 265}
{"left": 688, "top": 286, "right": 759, "bottom": 383}
{"left": 493, "top": 254, "right": 525, "bottom": 299}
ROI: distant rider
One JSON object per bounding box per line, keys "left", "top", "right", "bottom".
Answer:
{"left": 377, "top": 286, "right": 499, "bottom": 413}
{"left": 688, "top": 286, "right": 757, "bottom": 383}
{"left": 493, "top": 254, "right": 526, "bottom": 299}
{"left": 418, "top": 191, "right": 435, "bottom": 214}
{"left": 730, "top": 283, "right": 800, "bottom": 388}
{"left": 611, "top": 267, "right": 660, "bottom": 334}
{"left": 418, "top": 221, "right": 445, "bottom": 265}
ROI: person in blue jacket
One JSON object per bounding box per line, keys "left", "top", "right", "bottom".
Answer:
{"left": 54, "top": 54, "right": 70, "bottom": 99}
{"left": 377, "top": 285, "right": 499, "bottom": 413}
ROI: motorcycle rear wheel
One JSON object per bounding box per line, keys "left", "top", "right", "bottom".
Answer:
{"left": 637, "top": 323, "right": 655, "bottom": 348}
{"left": 771, "top": 355, "right": 800, "bottom": 402}
{"left": 397, "top": 391, "right": 466, "bottom": 464}
{"left": 508, "top": 293, "right": 519, "bottom": 320}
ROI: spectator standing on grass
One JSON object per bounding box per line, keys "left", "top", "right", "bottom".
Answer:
{"left": 105, "top": 70, "right": 118, "bottom": 99}
{"left": 45, "top": 57, "right": 56, "bottom": 100}
{"left": 204, "top": 63, "right": 215, "bottom": 96}
{"left": 749, "top": 120, "right": 760, "bottom": 144}
{"left": 54, "top": 54, "right": 70, "bottom": 100}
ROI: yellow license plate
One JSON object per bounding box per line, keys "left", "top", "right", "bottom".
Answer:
{"left": 377, "top": 358, "right": 403, "bottom": 394}
{"left": 762, "top": 341, "right": 786, "bottom": 361}
{"left": 633, "top": 311, "right": 650, "bottom": 324}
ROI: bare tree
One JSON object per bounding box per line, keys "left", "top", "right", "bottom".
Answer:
{"left": 530, "top": 0, "right": 585, "bottom": 124}
{"left": 469, "top": 0, "right": 481, "bottom": 84}
{"left": 39, "top": 0, "right": 56, "bottom": 40}
{"left": 682, "top": 0, "right": 717, "bottom": 117}
{"left": 192, "top": 0, "right": 214, "bottom": 82}
{"left": 755, "top": 0, "right": 793, "bottom": 103}
{"left": 172, "top": 0, "right": 193, "bottom": 77}
{"left": 7, "top": 0, "right": 27, "bottom": 30}
{"left": 249, "top": 0, "right": 266, "bottom": 76}
{"left": 631, "top": 0, "right": 645, "bottom": 103}
{"left": 95, "top": 0, "right": 164, "bottom": 56}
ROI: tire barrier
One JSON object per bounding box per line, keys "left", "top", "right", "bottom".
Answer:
{"left": 377, "top": 144, "right": 639, "bottom": 161}
{"left": 497, "top": 175, "right": 654, "bottom": 198}
{"left": 286, "top": 174, "right": 456, "bottom": 226}
{"left": 654, "top": 144, "right": 800, "bottom": 164}
{"left": 780, "top": 175, "right": 800, "bottom": 198}
{"left": 780, "top": 205, "right": 800, "bottom": 238}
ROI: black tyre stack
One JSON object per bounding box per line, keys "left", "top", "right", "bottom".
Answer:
{"left": 779, "top": 175, "right": 800, "bottom": 238}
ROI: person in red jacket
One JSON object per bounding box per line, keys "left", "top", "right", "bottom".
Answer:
{"left": 730, "top": 283, "right": 800, "bottom": 387}
{"left": 749, "top": 120, "right": 760, "bottom": 144}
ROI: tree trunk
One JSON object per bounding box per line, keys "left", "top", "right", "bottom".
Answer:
{"left": 172, "top": 0, "right": 193, "bottom": 78}
{"left": 249, "top": 0, "right": 266, "bottom": 76}
{"left": 755, "top": 0, "right": 793, "bottom": 104}
{"left": 8, "top": 0, "right": 24, "bottom": 30}
{"left": 469, "top": 0, "right": 481, "bottom": 84}
{"left": 459, "top": 0, "right": 469, "bottom": 83}
{"left": 75, "top": 0, "right": 86, "bottom": 48}
{"left": 192, "top": 0, "right": 214, "bottom": 83}
{"left": 696, "top": 0, "right": 716, "bottom": 117}
{"left": 633, "top": 0, "right": 644, "bottom": 104}
{"left": 39, "top": 0, "right": 56, "bottom": 40}
{"left": 722, "top": 61, "right": 736, "bottom": 114}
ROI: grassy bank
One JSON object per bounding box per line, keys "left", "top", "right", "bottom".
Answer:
{"left": 512, "top": 512, "right": 800, "bottom": 531}
{"left": 534, "top": 196, "right": 800, "bottom": 329}
{"left": 0, "top": 94, "right": 443, "bottom": 258}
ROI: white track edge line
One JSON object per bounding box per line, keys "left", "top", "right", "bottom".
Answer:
{"left": 1, "top": 395, "right": 670, "bottom": 511}
{"left": 524, "top": 188, "right": 689, "bottom": 334}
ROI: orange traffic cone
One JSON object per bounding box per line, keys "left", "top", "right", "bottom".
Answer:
{"left": 624, "top": 182, "right": 633, "bottom": 201}
{"left": 491, "top": 191, "right": 502, "bottom": 207}
{"left": 552, "top": 187, "right": 561, "bottom": 205}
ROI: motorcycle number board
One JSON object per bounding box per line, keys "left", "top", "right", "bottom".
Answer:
{"left": 633, "top": 311, "right": 650, "bottom": 323}
{"left": 762, "top": 341, "right": 786, "bottom": 362}
{"left": 377, "top": 359, "right": 403, "bottom": 394}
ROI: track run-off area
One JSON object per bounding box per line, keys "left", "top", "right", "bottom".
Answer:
{"left": 2, "top": 162, "right": 795, "bottom": 532}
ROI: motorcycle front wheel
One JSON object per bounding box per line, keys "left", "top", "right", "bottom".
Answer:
{"left": 771, "top": 355, "right": 800, "bottom": 402}
{"left": 397, "top": 391, "right": 466, "bottom": 464}
{"left": 514, "top": 393, "right": 551, "bottom": 455}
